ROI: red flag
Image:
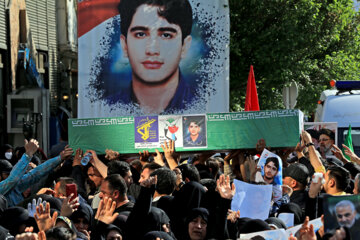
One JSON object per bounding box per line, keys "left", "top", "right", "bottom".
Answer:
{"left": 78, "top": 0, "right": 121, "bottom": 38}
{"left": 245, "top": 65, "right": 260, "bottom": 111}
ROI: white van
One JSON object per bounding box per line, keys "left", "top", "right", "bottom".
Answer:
{"left": 314, "top": 81, "right": 360, "bottom": 155}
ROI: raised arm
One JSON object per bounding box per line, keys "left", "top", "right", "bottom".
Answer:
{"left": 161, "top": 140, "right": 178, "bottom": 170}
{"left": 0, "top": 139, "right": 38, "bottom": 195}
{"left": 15, "top": 146, "right": 74, "bottom": 194}
{"left": 87, "top": 150, "right": 108, "bottom": 178}
{"left": 302, "top": 131, "right": 325, "bottom": 174}
{"left": 343, "top": 144, "right": 360, "bottom": 164}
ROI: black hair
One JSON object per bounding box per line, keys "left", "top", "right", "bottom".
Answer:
{"left": 305, "top": 129, "right": 319, "bottom": 140}
{"left": 206, "top": 158, "right": 220, "bottom": 178}
{"left": 265, "top": 157, "right": 279, "bottom": 171}
{"left": 46, "top": 227, "right": 76, "bottom": 240}
{"left": 143, "top": 162, "right": 162, "bottom": 172}
{"left": 105, "top": 174, "right": 128, "bottom": 196}
{"left": 150, "top": 167, "right": 176, "bottom": 195}
{"left": 343, "top": 162, "right": 360, "bottom": 179}
{"left": 118, "top": 0, "right": 193, "bottom": 41}
{"left": 328, "top": 165, "right": 350, "bottom": 191}
{"left": 107, "top": 160, "right": 131, "bottom": 177}
{"left": 177, "top": 164, "right": 200, "bottom": 182}
{"left": 318, "top": 128, "right": 335, "bottom": 141}
{"left": 184, "top": 116, "right": 204, "bottom": 129}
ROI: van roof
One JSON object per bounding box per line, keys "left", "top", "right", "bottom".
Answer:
{"left": 321, "top": 93, "right": 360, "bottom": 127}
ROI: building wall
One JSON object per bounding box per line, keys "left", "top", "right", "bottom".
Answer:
{"left": 0, "top": 0, "right": 6, "bottom": 50}
{"left": 25, "top": 0, "right": 58, "bottom": 113}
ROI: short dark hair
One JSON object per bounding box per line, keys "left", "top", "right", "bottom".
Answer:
{"left": 328, "top": 165, "right": 350, "bottom": 191}
{"left": 46, "top": 227, "right": 76, "bottom": 240}
{"left": 150, "top": 168, "right": 176, "bottom": 195}
{"left": 319, "top": 128, "right": 335, "bottom": 141}
{"left": 118, "top": 0, "right": 193, "bottom": 41}
{"left": 177, "top": 164, "right": 200, "bottom": 182}
{"left": 105, "top": 174, "right": 127, "bottom": 197}
{"left": 107, "top": 161, "right": 131, "bottom": 177}
{"left": 206, "top": 158, "right": 219, "bottom": 178}
{"left": 265, "top": 157, "right": 279, "bottom": 171}
{"left": 143, "top": 162, "right": 162, "bottom": 172}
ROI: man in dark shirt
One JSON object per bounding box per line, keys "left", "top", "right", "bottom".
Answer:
{"left": 99, "top": 174, "right": 134, "bottom": 214}
{"left": 282, "top": 163, "right": 310, "bottom": 210}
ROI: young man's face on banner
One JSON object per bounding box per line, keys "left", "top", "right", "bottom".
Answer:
{"left": 120, "top": 4, "right": 192, "bottom": 84}
{"left": 188, "top": 122, "right": 200, "bottom": 136}
{"left": 264, "top": 160, "right": 278, "bottom": 181}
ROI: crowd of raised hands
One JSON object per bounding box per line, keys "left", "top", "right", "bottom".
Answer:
{"left": 0, "top": 131, "right": 359, "bottom": 240}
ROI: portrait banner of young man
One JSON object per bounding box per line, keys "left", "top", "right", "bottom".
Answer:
{"left": 182, "top": 115, "right": 207, "bottom": 148}
{"left": 78, "top": 0, "right": 230, "bottom": 117}
{"left": 256, "top": 149, "right": 283, "bottom": 202}
{"left": 323, "top": 195, "right": 360, "bottom": 239}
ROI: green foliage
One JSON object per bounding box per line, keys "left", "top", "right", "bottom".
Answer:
{"left": 229, "top": 0, "right": 360, "bottom": 116}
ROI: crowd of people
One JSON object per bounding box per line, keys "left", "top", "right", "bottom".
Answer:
{"left": 0, "top": 128, "right": 359, "bottom": 240}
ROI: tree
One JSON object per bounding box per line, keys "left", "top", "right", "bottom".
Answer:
{"left": 229, "top": 0, "right": 360, "bottom": 116}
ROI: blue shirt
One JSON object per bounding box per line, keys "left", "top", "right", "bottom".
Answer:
{"left": 184, "top": 134, "right": 206, "bottom": 147}
{"left": 0, "top": 154, "right": 31, "bottom": 196}
{"left": 105, "top": 72, "right": 197, "bottom": 114}
{"left": 5, "top": 156, "right": 62, "bottom": 206}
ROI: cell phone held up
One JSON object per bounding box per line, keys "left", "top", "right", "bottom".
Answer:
{"left": 65, "top": 183, "right": 78, "bottom": 202}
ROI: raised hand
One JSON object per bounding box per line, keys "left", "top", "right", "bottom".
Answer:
{"left": 216, "top": 174, "right": 235, "bottom": 199}
{"left": 60, "top": 145, "right": 74, "bottom": 161}
{"left": 343, "top": 144, "right": 360, "bottom": 163}
{"left": 73, "top": 148, "right": 83, "bottom": 166}
{"left": 296, "top": 216, "right": 316, "bottom": 240}
{"left": 331, "top": 144, "right": 347, "bottom": 162}
{"left": 15, "top": 232, "right": 39, "bottom": 240}
{"left": 25, "top": 139, "right": 39, "bottom": 158}
{"left": 161, "top": 140, "right": 175, "bottom": 161}
{"left": 301, "top": 131, "right": 313, "bottom": 146}
{"left": 34, "top": 202, "right": 57, "bottom": 232}
{"left": 105, "top": 149, "right": 120, "bottom": 161}
{"left": 139, "top": 150, "right": 150, "bottom": 166}
{"left": 95, "top": 197, "right": 119, "bottom": 224}
{"left": 79, "top": 230, "right": 91, "bottom": 240}
{"left": 28, "top": 198, "right": 46, "bottom": 217}
{"left": 154, "top": 149, "right": 165, "bottom": 166}
{"left": 227, "top": 209, "right": 240, "bottom": 223}
{"left": 60, "top": 194, "right": 79, "bottom": 217}
{"left": 295, "top": 142, "right": 306, "bottom": 153}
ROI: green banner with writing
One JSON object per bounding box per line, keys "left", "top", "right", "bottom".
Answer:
{"left": 68, "top": 110, "right": 303, "bottom": 154}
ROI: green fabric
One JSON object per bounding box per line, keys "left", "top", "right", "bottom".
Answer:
{"left": 342, "top": 125, "right": 354, "bottom": 161}
{"left": 68, "top": 110, "right": 302, "bottom": 154}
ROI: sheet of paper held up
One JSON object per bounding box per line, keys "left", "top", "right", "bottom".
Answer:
{"left": 231, "top": 180, "right": 272, "bottom": 220}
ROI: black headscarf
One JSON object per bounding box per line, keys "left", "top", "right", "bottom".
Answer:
{"left": 0, "top": 207, "right": 30, "bottom": 235}
{"left": 277, "top": 202, "right": 304, "bottom": 225}
{"left": 237, "top": 219, "right": 271, "bottom": 235}
{"left": 0, "top": 144, "right": 13, "bottom": 160}
{"left": 186, "top": 207, "right": 209, "bottom": 224}
{"left": 265, "top": 217, "right": 287, "bottom": 230}
{"left": 70, "top": 202, "right": 93, "bottom": 227}
{"left": 143, "top": 231, "right": 175, "bottom": 240}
